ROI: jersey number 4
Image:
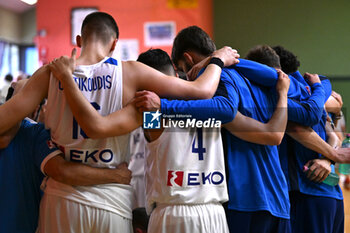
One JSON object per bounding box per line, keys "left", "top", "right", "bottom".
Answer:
{"left": 72, "top": 102, "right": 100, "bottom": 139}
{"left": 192, "top": 128, "right": 206, "bottom": 160}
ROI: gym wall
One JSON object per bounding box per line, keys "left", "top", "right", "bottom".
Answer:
{"left": 214, "top": 0, "right": 350, "bottom": 131}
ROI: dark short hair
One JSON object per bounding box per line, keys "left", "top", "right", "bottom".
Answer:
{"left": 245, "top": 45, "right": 281, "bottom": 68}
{"left": 81, "top": 12, "right": 119, "bottom": 43}
{"left": 171, "top": 26, "right": 216, "bottom": 67}
{"left": 272, "top": 46, "right": 300, "bottom": 74}
{"left": 137, "top": 49, "right": 174, "bottom": 74}
{"left": 5, "top": 74, "right": 13, "bottom": 82}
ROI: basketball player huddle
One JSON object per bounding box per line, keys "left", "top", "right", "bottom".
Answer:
{"left": 0, "top": 11, "right": 349, "bottom": 233}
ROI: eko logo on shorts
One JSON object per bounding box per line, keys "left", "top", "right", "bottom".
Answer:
{"left": 167, "top": 170, "right": 225, "bottom": 187}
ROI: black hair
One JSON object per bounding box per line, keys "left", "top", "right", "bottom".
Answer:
{"left": 137, "top": 49, "right": 175, "bottom": 74}
{"left": 132, "top": 208, "right": 149, "bottom": 231}
{"left": 5, "top": 86, "right": 14, "bottom": 101}
{"left": 171, "top": 26, "right": 216, "bottom": 67}
{"left": 245, "top": 45, "right": 281, "bottom": 68}
{"left": 5, "top": 74, "right": 13, "bottom": 82}
{"left": 81, "top": 12, "right": 119, "bottom": 44}
{"left": 272, "top": 46, "right": 300, "bottom": 74}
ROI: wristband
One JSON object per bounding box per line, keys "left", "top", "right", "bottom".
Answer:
{"left": 209, "top": 57, "right": 224, "bottom": 69}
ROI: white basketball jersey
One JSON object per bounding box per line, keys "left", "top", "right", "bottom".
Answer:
{"left": 44, "top": 57, "right": 133, "bottom": 219}
{"left": 145, "top": 127, "right": 228, "bottom": 214}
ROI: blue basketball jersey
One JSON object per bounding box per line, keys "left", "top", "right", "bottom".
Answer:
{"left": 0, "top": 120, "right": 60, "bottom": 233}
{"left": 279, "top": 70, "right": 342, "bottom": 200}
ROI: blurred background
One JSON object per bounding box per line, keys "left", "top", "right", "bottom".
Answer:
{"left": 0, "top": 0, "right": 349, "bottom": 231}
{"left": 0, "top": 0, "right": 349, "bottom": 129}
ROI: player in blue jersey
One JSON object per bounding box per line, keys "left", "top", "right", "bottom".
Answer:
{"left": 0, "top": 79, "right": 132, "bottom": 233}
{"left": 269, "top": 45, "right": 344, "bottom": 233}
{"left": 220, "top": 47, "right": 350, "bottom": 164}
{"left": 273, "top": 45, "right": 345, "bottom": 141}
{"left": 273, "top": 46, "right": 344, "bottom": 232}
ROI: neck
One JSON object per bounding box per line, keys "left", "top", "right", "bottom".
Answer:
{"left": 77, "top": 42, "right": 111, "bottom": 65}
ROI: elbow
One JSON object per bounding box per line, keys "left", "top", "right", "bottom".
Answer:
{"left": 273, "top": 132, "right": 284, "bottom": 145}
{"left": 296, "top": 103, "right": 323, "bottom": 127}
{"left": 306, "top": 113, "right": 322, "bottom": 127}
{"left": 197, "top": 86, "right": 216, "bottom": 100}
{"left": 306, "top": 105, "right": 324, "bottom": 127}
{"left": 82, "top": 119, "right": 110, "bottom": 139}
{"left": 222, "top": 109, "right": 235, "bottom": 124}
{"left": 84, "top": 126, "right": 106, "bottom": 139}
{"left": 266, "top": 132, "right": 284, "bottom": 145}
{"left": 198, "top": 90, "right": 215, "bottom": 100}
{"left": 84, "top": 122, "right": 129, "bottom": 139}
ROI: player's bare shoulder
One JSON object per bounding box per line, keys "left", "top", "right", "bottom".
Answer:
{"left": 122, "top": 60, "right": 152, "bottom": 81}
{"left": 121, "top": 60, "right": 138, "bottom": 82}
{"left": 121, "top": 60, "right": 159, "bottom": 92}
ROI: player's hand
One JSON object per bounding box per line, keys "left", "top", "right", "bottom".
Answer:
{"left": 115, "top": 162, "right": 132, "bottom": 185}
{"left": 325, "top": 95, "right": 343, "bottom": 116}
{"left": 303, "top": 72, "right": 321, "bottom": 86}
{"left": 134, "top": 90, "right": 161, "bottom": 112}
{"left": 304, "top": 158, "right": 331, "bottom": 183}
{"left": 331, "top": 91, "right": 343, "bottom": 110}
{"left": 212, "top": 46, "right": 240, "bottom": 67}
{"left": 276, "top": 69, "right": 290, "bottom": 95}
{"left": 49, "top": 48, "right": 77, "bottom": 82}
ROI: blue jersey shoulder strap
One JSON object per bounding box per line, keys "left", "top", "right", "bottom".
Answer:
{"left": 104, "top": 57, "right": 118, "bottom": 66}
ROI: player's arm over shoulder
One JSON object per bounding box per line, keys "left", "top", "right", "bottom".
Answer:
{"left": 123, "top": 60, "right": 223, "bottom": 100}
{"left": 44, "top": 154, "right": 132, "bottom": 186}
{"left": 0, "top": 65, "right": 50, "bottom": 134}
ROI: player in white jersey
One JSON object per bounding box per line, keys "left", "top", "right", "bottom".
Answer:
{"left": 0, "top": 12, "right": 239, "bottom": 233}
{"left": 146, "top": 127, "right": 228, "bottom": 233}
{"left": 39, "top": 55, "right": 135, "bottom": 232}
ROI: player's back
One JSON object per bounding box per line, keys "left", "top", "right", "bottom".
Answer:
{"left": 145, "top": 126, "right": 228, "bottom": 214}
{"left": 46, "top": 57, "right": 130, "bottom": 166}
{"left": 44, "top": 57, "right": 134, "bottom": 219}
{"left": 222, "top": 67, "right": 290, "bottom": 219}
